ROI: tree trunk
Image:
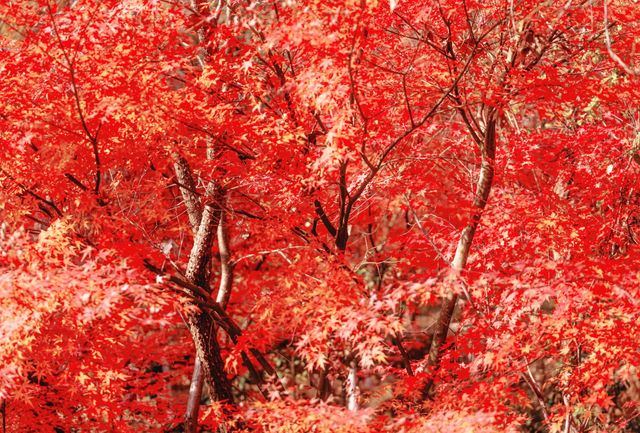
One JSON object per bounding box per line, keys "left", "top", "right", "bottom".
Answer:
{"left": 174, "top": 167, "right": 234, "bottom": 430}
{"left": 174, "top": 154, "right": 208, "bottom": 433}
{"left": 184, "top": 359, "right": 205, "bottom": 433}
{"left": 424, "top": 113, "right": 497, "bottom": 397}
{"left": 184, "top": 192, "right": 234, "bottom": 431}
{"left": 346, "top": 359, "right": 359, "bottom": 412}
{"left": 186, "top": 184, "right": 234, "bottom": 392}
{"left": 173, "top": 153, "right": 202, "bottom": 232}
{"left": 215, "top": 209, "right": 233, "bottom": 308}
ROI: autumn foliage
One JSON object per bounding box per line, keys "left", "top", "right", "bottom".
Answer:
{"left": 1, "top": 0, "right": 640, "bottom": 432}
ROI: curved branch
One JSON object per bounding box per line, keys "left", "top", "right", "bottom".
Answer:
{"left": 604, "top": 0, "right": 640, "bottom": 75}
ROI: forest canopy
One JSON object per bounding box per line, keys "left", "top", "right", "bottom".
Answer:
{"left": 1, "top": 0, "right": 639, "bottom": 432}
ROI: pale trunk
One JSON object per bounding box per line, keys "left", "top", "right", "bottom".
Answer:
{"left": 424, "top": 115, "right": 496, "bottom": 396}
{"left": 184, "top": 360, "right": 204, "bottom": 433}
{"left": 346, "top": 360, "right": 359, "bottom": 412}
{"left": 216, "top": 210, "right": 233, "bottom": 308}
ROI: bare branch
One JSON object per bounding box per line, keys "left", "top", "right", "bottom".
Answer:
{"left": 1, "top": 169, "right": 63, "bottom": 217}
{"left": 521, "top": 365, "right": 550, "bottom": 423}
{"left": 604, "top": 0, "right": 640, "bottom": 75}
{"left": 314, "top": 199, "right": 338, "bottom": 237}
{"left": 402, "top": 74, "right": 415, "bottom": 127}
{"left": 64, "top": 173, "right": 89, "bottom": 191}
{"left": 47, "top": 2, "right": 101, "bottom": 194}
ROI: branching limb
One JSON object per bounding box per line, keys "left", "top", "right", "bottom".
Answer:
{"left": 47, "top": 2, "right": 101, "bottom": 194}
{"left": 1, "top": 169, "right": 63, "bottom": 217}
{"left": 521, "top": 363, "right": 549, "bottom": 423}
{"left": 64, "top": 173, "right": 89, "bottom": 191}
{"left": 392, "top": 335, "right": 414, "bottom": 376}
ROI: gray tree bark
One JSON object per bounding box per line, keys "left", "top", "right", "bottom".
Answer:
{"left": 424, "top": 113, "right": 497, "bottom": 397}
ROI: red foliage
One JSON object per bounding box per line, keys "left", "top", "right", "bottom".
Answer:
{"left": 1, "top": 0, "right": 639, "bottom": 431}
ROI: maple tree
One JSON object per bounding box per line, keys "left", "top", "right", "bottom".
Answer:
{"left": 1, "top": 0, "right": 640, "bottom": 432}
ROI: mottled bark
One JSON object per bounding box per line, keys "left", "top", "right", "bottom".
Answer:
{"left": 187, "top": 309, "right": 234, "bottom": 403}
{"left": 177, "top": 173, "right": 232, "bottom": 431}
{"left": 172, "top": 152, "right": 202, "bottom": 233}
{"left": 185, "top": 184, "right": 220, "bottom": 286}
{"left": 173, "top": 153, "right": 206, "bottom": 433}
{"left": 185, "top": 185, "right": 234, "bottom": 410}
{"left": 186, "top": 194, "right": 234, "bottom": 431}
